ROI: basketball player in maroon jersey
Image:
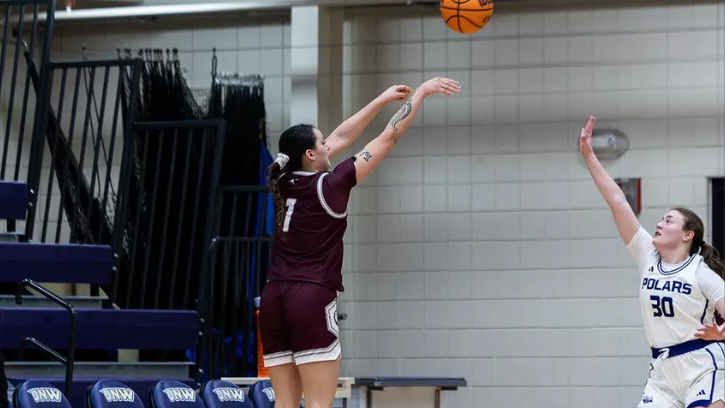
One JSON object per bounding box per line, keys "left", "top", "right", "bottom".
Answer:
{"left": 259, "top": 77, "right": 460, "bottom": 408}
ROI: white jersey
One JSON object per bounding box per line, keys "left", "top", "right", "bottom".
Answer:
{"left": 627, "top": 226, "right": 725, "bottom": 349}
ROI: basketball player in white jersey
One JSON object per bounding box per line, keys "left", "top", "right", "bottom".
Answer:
{"left": 580, "top": 116, "right": 725, "bottom": 408}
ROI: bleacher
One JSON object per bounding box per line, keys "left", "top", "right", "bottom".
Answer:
{"left": 0, "top": 0, "right": 275, "bottom": 407}
{"left": 0, "top": 179, "right": 200, "bottom": 408}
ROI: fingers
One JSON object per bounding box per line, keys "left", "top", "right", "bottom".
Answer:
{"left": 580, "top": 116, "right": 596, "bottom": 139}
{"left": 437, "top": 78, "right": 461, "bottom": 96}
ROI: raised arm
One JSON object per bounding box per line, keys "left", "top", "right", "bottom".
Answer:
{"left": 325, "top": 85, "right": 413, "bottom": 159}
{"left": 580, "top": 116, "right": 641, "bottom": 245}
{"left": 353, "top": 77, "right": 460, "bottom": 183}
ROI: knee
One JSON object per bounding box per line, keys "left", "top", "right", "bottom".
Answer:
{"left": 301, "top": 403, "right": 331, "bottom": 408}
{"left": 274, "top": 403, "right": 300, "bottom": 408}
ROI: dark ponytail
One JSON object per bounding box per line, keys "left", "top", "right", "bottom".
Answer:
{"left": 701, "top": 242, "right": 725, "bottom": 280}
{"left": 672, "top": 206, "right": 725, "bottom": 280}
{"left": 268, "top": 161, "right": 286, "bottom": 240}
{"left": 268, "top": 124, "right": 318, "bottom": 239}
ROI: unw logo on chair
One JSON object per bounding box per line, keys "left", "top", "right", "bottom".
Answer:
{"left": 27, "top": 388, "right": 62, "bottom": 404}
{"left": 212, "top": 388, "right": 247, "bottom": 403}
{"left": 477, "top": 0, "right": 493, "bottom": 6}
{"left": 163, "top": 388, "right": 197, "bottom": 403}
{"left": 99, "top": 388, "right": 136, "bottom": 403}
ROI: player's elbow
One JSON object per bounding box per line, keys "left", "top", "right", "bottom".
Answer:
{"left": 603, "top": 192, "right": 628, "bottom": 210}
{"left": 379, "top": 130, "right": 402, "bottom": 145}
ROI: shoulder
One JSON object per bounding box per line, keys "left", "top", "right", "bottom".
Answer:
{"left": 696, "top": 260, "right": 723, "bottom": 281}
{"left": 317, "top": 157, "right": 358, "bottom": 218}
{"left": 626, "top": 225, "right": 659, "bottom": 267}
{"left": 696, "top": 260, "right": 724, "bottom": 302}
{"left": 321, "top": 156, "right": 358, "bottom": 189}
{"left": 330, "top": 156, "right": 357, "bottom": 176}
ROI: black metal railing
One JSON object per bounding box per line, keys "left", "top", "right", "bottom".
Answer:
{"left": 111, "top": 120, "right": 225, "bottom": 311}
{"left": 197, "top": 185, "right": 274, "bottom": 379}
{"left": 15, "top": 279, "right": 77, "bottom": 397}
{"left": 0, "top": 0, "right": 56, "bottom": 234}
{"left": 24, "top": 54, "right": 144, "bottom": 248}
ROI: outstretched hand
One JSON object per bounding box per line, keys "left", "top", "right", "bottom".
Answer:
{"left": 378, "top": 85, "right": 414, "bottom": 105}
{"left": 695, "top": 322, "right": 725, "bottom": 341}
{"left": 579, "top": 115, "right": 596, "bottom": 158}
{"left": 418, "top": 77, "right": 461, "bottom": 97}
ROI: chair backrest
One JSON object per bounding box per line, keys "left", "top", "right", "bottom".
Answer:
{"left": 201, "top": 380, "right": 252, "bottom": 408}
{"left": 13, "top": 380, "right": 72, "bottom": 408}
{"left": 149, "top": 381, "right": 204, "bottom": 408}
{"left": 86, "top": 380, "right": 145, "bottom": 408}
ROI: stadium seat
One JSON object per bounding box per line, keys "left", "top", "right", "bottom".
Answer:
{"left": 149, "top": 380, "right": 204, "bottom": 408}
{"left": 86, "top": 380, "right": 145, "bottom": 408}
{"left": 13, "top": 380, "right": 71, "bottom": 408}
{"left": 201, "top": 380, "right": 252, "bottom": 408}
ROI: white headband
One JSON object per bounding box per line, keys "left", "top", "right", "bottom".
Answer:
{"left": 275, "top": 153, "right": 289, "bottom": 168}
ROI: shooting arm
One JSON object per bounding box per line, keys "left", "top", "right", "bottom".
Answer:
{"left": 325, "top": 98, "right": 385, "bottom": 159}
{"left": 353, "top": 90, "right": 425, "bottom": 183}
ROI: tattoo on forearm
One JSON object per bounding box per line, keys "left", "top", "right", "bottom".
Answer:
{"left": 358, "top": 151, "right": 373, "bottom": 162}
{"left": 389, "top": 91, "right": 415, "bottom": 131}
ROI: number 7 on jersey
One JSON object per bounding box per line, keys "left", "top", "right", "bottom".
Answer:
{"left": 283, "top": 198, "right": 297, "bottom": 232}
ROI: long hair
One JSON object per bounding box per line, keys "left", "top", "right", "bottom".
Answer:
{"left": 267, "top": 124, "right": 317, "bottom": 238}
{"left": 672, "top": 206, "right": 725, "bottom": 279}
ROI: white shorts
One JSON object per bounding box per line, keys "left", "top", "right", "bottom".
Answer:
{"left": 637, "top": 342, "right": 725, "bottom": 408}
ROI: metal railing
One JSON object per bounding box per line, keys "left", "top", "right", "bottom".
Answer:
{"left": 15, "top": 279, "right": 77, "bottom": 397}
{"left": 111, "top": 120, "right": 225, "bottom": 311}
{"left": 197, "top": 185, "right": 274, "bottom": 379}
{"left": 24, "top": 53, "right": 144, "bottom": 247}
{"left": 0, "top": 0, "right": 56, "bottom": 234}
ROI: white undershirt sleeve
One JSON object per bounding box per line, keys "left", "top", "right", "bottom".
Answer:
{"left": 697, "top": 266, "right": 725, "bottom": 304}
{"left": 625, "top": 225, "right": 658, "bottom": 274}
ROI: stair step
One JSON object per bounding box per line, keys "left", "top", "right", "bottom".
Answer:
{"left": 0, "top": 181, "right": 28, "bottom": 220}
{"left": 6, "top": 361, "right": 193, "bottom": 379}
{"left": 0, "top": 295, "right": 106, "bottom": 309}
{"left": 8, "top": 377, "right": 197, "bottom": 408}
{"left": 0, "top": 232, "right": 22, "bottom": 242}
{"left": 0, "top": 242, "right": 113, "bottom": 284}
{"left": 0, "top": 308, "right": 198, "bottom": 350}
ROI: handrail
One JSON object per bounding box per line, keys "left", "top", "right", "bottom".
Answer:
{"left": 15, "top": 279, "right": 76, "bottom": 397}
{"left": 18, "top": 337, "right": 67, "bottom": 365}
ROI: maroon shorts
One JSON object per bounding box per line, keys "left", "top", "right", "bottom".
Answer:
{"left": 259, "top": 280, "right": 340, "bottom": 367}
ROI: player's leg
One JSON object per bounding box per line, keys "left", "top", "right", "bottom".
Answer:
{"left": 638, "top": 363, "right": 681, "bottom": 408}
{"left": 286, "top": 282, "right": 341, "bottom": 408}
{"left": 684, "top": 346, "right": 724, "bottom": 408}
{"left": 267, "top": 364, "right": 304, "bottom": 408}
{"left": 297, "top": 358, "right": 340, "bottom": 408}
{"left": 259, "top": 281, "right": 303, "bottom": 408}
{"left": 685, "top": 369, "right": 724, "bottom": 408}
{"left": 637, "top": 384, "right": 681, "bottom": 408}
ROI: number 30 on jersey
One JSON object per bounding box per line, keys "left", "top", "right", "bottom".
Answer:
{"left": 650, "top": 295, "right": 675, "bottom": 318}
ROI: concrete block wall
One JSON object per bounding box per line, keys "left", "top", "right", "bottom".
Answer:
{"left": 8, "top": 1, "right": 725, "bottom": 407}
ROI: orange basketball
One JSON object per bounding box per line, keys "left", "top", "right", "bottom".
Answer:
{"left": 440, "top": 0, "right": 494, "bottom": 34}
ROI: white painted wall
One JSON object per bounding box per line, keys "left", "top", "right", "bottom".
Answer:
{"left": 12, "top": 1, "right": 725, "bottom": 407}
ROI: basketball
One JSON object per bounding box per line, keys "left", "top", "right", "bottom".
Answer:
{"left": 440, "top": 0, "right": 494, "bottom": 34}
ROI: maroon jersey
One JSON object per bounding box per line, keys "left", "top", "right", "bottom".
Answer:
{"left": 266, "top": 157, "right": 358, "bottom": 292}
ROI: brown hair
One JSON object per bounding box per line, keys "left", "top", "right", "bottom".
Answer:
{"left": 268, "top": 124, "right": 317, "bottom": 238}
{"left": 672, "top": 206, "right": 725, "bottom": 279}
